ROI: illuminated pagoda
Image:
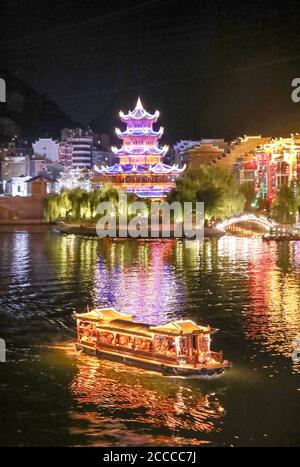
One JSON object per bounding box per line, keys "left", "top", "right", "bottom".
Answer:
{"left": 94, "top": 98, "right": 185, "bottom": 198}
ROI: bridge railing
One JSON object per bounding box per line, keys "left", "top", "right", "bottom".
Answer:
{"left": 216, "top": 214, "right": 276, "bottom": 232}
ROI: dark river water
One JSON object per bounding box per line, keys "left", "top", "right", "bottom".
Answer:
{"left": 0, "top": 227, "right": 299, "bottom": 447}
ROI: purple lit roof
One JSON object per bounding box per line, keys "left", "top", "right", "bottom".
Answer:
{"left": 94, "top": 163, "right": 185, "bottom": 175}
{"left": 111, "top": 145, "right": 169, "bottom": 156}
{"left": 116, "top": 127, "right": 164, "bottom": 139}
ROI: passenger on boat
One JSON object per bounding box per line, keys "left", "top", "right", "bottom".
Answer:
{"left": 179, "top": 341, "right": 188, "bottom": 356}
{"left": 199, "top": 352, "right": 207, "bottom": 364}
{"left": 166, "top": 341, "right": 176, "bottom": 358}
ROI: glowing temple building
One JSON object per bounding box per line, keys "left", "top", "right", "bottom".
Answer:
{"left": 94, "top": 98, "right": 185, "bottom": 198}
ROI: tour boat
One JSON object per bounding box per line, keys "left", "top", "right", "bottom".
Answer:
{"left": 75, "top": 308, "right": 230, "bottom": 377}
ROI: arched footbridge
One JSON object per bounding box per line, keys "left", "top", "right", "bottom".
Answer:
{"left": 216, "top": 214, "right": 276, "bottom": 233}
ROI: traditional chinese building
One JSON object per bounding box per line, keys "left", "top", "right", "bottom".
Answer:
{"left": 94, "top": 98, "right": 185, "bottom": 199}
{"left": 254, "top": 137, "right": 300, "bottom": 203}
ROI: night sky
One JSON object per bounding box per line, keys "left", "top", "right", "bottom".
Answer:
{"left": 2, "top": 0, "right": 300, "bottom": 142}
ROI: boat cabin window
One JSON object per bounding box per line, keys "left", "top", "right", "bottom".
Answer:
{"left": 201, "top": 335, "right": 210, "bottom": 353}
{"left": 178, "top": 337, "right": 189, "bottom": 357}
{"left": 154, "top": 336, "right": 176, "bottom": 358}
{"left": 99, "top": 332, "right": 114, "bottom": 346}
{"left": 115, "top": 333, "right": 134, "bottom": 350}
{"left": 134, "top": 337, "right": 153, "bottom": 354}
{"left": 78, "top": 321, "right": 97, "bottom": 337}
{"left": 78, "top": 320, "right": 97, "bottom": 344}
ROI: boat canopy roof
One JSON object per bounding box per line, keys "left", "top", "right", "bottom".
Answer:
{"left": 77, "top": 309, "right": 214, "bottom": 337}
{"left": 150, "top": 320, "right": 212, "bottom": 336}
{"left": 76, "top": 308, "right": 133, "bottom": 322}
{"left": 97, "top": 319, "right": 152, "bottom": 338}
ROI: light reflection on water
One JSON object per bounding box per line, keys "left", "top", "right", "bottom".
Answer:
{"left": 66, "top": 346, "right": 225, "bottom": 447}
{"left": 0, "top": 231, "right": 300, "bottom": 446}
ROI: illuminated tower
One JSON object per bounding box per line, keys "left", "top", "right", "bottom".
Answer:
{"left": 113, "top": 97, "right": 168, "bottom": 166}
{"left": 94, "top": 98, "right": 185, "bottom": 199}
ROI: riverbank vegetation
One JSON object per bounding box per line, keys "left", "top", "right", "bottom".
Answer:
{"left": 43, "top": 167, "right": 250, "bottom": 224}
{"left": 273, "top": 184, "right": 300, "bottom": 224}
{"left": 44, "top": 166, "right": 300, "bottom": 226}
{"left": 43, "top": 188, "right": 127, "bottom": 222}
{"left": 167, "top": 166, "right": 246, "bottom": 220}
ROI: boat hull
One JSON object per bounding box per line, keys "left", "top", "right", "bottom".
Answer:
{"left": 76, "top": 343, "right": 229, "bottom": 378}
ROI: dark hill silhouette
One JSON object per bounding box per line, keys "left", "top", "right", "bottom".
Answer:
{"left": 0, "top": 70, "right": 78, "bottom": 142}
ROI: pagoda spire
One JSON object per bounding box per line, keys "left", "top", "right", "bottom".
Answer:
{"left": 119, "top": 98, "right": 159, "bottom": 122}
{"left": 136, "top": 96, "right": 143, "bottom": 110}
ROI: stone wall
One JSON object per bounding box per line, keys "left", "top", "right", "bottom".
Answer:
{"left": 0, "top": 196, "right": 44, "bottom": 222}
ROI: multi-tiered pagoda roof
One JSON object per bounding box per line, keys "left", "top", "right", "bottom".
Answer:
{"left": 94, "top": 98, "right": 185, "bottom": 198}
{"left": 119, "top": 97, "right": 160, "bottom": 122}
{"left": 115, "top": 127, "right": 164, "bottom": 138}
{"left": 96, "top": 162, "right": 184, "bottom": 175}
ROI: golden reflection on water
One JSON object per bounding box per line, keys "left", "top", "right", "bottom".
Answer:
{"left": 66, "top": 347, "right": 225, "bottom": 446}
{"left": 241, "top": 241, "right": 300, "bottom": 363}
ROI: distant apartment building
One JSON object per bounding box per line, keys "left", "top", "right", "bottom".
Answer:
{"left": 1, "top": 155, "right": 30, "bottom": 180}
{"left": 0, "top": 142, "right": 17, "bottom": 158}
{"left": 0, "top": 141, "right": 33, "bottom": 159}
{"left": 58, "top": 142, "right": 73, "bottom": 168}
{"left": 0, "top": 154, "right": 40, "bottom": 196}
{"left": 61, "top": 128, "right": 93, "bottom": 169}
{"left": 29, "top": 155, "right": 47, "bottom": 177}
{"left": 0, "top": 154, "right": 27, "bottom": 195}
{"left": 32, "top": 138, "right": 59, "bottom": 163}
{"left": 2, "top": 176, "right": 31, "bottom": 197}
{"left": 0, "top": 137, "right": 64, "bottom": 196}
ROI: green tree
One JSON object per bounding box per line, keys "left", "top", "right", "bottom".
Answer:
{"left": 89, "top": 190, "right": 103, "bottom": 219}
{"left": 43, "top": 194, "right": 60, "bottom": 222}
{"left": 102, "top": 187, "right": 121, "bottom": 205}
{"left": 239, "top": 182, "right": 256, "bottom": 212}
{"left": 67, "top": 188, "right": 85, "bottom": 220}
{"left": 168, "top": 166, "right": 245, "bottom": 220}
{"left": 273, "top": 184, "right": 298, "bottom": 224}
{"left": 196, "top": 186, "right": 223, "bottom": 218}
{"left": 57, "top": 190, "right": 71, "bottom": 219}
